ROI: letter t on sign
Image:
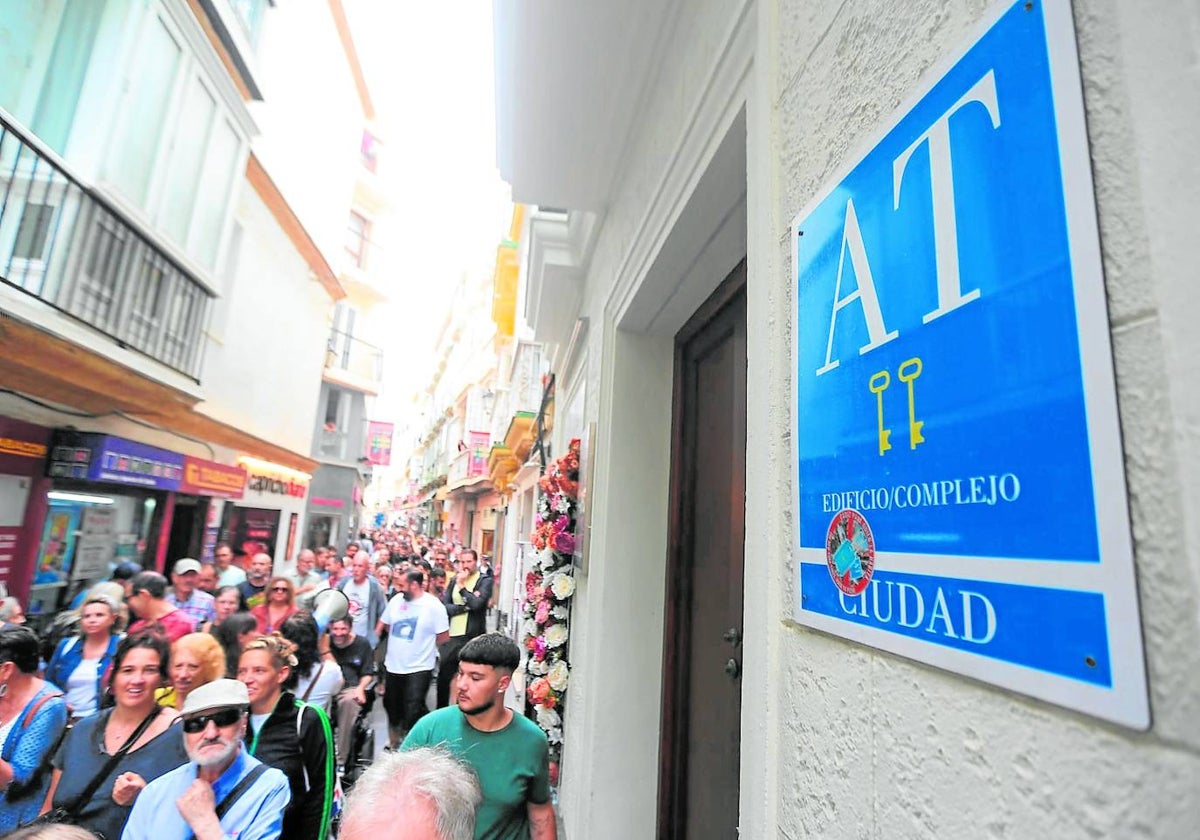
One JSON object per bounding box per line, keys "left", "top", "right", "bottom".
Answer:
{"left": 893, "top": 70, "right": 1001, "bottom": 325}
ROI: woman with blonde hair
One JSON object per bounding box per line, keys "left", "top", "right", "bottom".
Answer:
{"left": 45, "top": 594, "right": 120, "bottom": 720}
{"left": 251, "top": 577, "right": 297, "bottom": 634}
{"left": 238, "top": 633, "right": 334, "bottom": 840}
{"left": 155, "top": 632, "right": 225, "bottom": 709}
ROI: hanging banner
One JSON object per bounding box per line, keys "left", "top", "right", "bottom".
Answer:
{"left": 365, "top": 421, "right": 394, "bottom": 466}
{"left": 791, "top": 0, "right": 1147, "bottom": 728}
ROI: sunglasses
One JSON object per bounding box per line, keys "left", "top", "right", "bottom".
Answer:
{"left": 182, "top": 708, "right": 243, "bottom": 733}
{"left": 270, "top": 587, "right": 290, "bottom": 592}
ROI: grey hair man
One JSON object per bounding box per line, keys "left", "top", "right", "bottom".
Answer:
{"left": 339, "top": 747, "right": 481, "bottom": 840}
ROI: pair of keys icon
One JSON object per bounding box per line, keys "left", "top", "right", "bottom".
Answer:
{"left": 868, "top": 357, "right": 925, "bottom": 456}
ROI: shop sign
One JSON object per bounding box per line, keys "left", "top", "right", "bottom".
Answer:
{"left": 247, "top": 473, "right": 307, "bottom": 498}
{"left": 310, "top": 496, "right": 346, "bottom": 509}
{"left": 0, "top": 418, "right": 50, "bottom": 475}
{"left": 791, "top": 0, "right": 1147, "bottom": 728}
{"left": 179, "top": 456, "right": 247, "bottom": 499}
{"left": 48, "top": 431, "right": 183, "bottom": 489}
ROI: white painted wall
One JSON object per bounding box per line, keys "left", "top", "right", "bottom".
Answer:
{"left": 524, "top": 0, "right": 1200, "bottom": 837}
{"left": 196, "top": 186, "right": 329, "bottom": 457}
{"left": 248, "top": 0, "right": 363, "bottom": 270}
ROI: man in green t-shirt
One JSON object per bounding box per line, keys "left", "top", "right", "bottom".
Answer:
{"left": 403, "top": 633, "right": 556, "bottom": 840}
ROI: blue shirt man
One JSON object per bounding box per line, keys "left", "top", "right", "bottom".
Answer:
{"left": 123, "top": 680, "right": 290, "bottom": 840}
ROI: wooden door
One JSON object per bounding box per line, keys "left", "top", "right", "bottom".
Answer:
{"left": 658, "top": 263, "right": 747, "bottom": 839}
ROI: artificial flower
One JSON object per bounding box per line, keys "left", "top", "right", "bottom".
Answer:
{"left": 551, "top": 606, "right": 570, "bottom": 620}
{"left": 550, "top": 573, "right": 576, "bottom": 599}
{"left": 544, "top": 623, "right": 569, "bottom": 648}
{"left": 548, "top": 660, "right": 570, "bottom": 691}
{"left": 536, "top": 705, "right": 562, "bottom": 731}
{"left": 528, "top": 678, "right": 552, "bottom": 706}
{"left": 550, "top": 530, "right": 576, "bottom": 554}
{"left": 535, "top": 599, "right": 551, "bottom": 623}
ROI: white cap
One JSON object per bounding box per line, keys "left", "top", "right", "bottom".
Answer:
{"left": 181, "top": 679, "right": 250, "bottom": 716}
{"left": 172, "top": 558, "right": 202, "bottom": 575}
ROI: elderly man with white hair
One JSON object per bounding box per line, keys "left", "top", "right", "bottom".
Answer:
{"left": 121, "top": 679, "right": 290, "bottom": 840}
{"left": 339, "top": 747, "right": 481, "bottom": 840}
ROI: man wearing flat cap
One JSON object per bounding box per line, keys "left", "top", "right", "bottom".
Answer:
{"left": 122, "top": 679, "right": 290, "bottom": 840}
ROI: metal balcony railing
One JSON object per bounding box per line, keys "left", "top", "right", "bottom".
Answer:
{"left": 0, "top": 112, "right": 213, "bottom": 380}
{"left": 326, "top": 328, "right": 383, "bottom": 384}
{"left": 319, "top": 426, "right": 348, "bottom": 460}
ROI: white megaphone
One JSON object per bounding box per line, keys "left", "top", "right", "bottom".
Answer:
{"left": 311, "top": 588, "right": 350, "bottom": 633}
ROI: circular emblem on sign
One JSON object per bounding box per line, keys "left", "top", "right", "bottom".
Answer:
{"left": 825, "top": 508, "right": 875, "bottom": 596}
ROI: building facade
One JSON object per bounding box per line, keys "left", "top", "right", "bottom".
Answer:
{"left": 494, "top": 0, "right": 1200, "bottom": 837}
{"left": 0, "top": 0, "right": 376, "bottom": 611}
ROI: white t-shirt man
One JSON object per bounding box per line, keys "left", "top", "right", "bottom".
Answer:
{"left": 342, "top": 577, "right": 373, "bottom": 638}
{"left": 383, "top": 592, "right": 449, "bottom": 675}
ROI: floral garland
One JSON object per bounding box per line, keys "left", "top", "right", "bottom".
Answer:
{"left": 523, "top": 438, "right": 580, "bottom": 754}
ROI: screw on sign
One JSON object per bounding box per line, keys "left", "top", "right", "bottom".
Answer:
{"left": 825, "top": 509, "right": 875, "bottom": 595}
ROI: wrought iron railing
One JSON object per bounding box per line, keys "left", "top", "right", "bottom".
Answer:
{"left": 0, "top": 112, "right": 213, "bottom": 380}
{"left": 326, "top": 328, "right": 383, "bottom": 385}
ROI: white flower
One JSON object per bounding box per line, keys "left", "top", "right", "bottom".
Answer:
{"left": 547, "top": 726, "right": 563, "bottom": 744}
{"left": 527, "top": 658, "right": 550, "bottom": 676}
{"left": 544, "top": 623, "right": 568, "bottom": 648}
{"left": 548, "top": 660, "right": 570, "bottom": 691}
{"left": 554, "top": 494, "right": 571, "bottom": 513}
{"left": 523, "top": 618, "right": 539, "bottom": 638}
{"left": 538, "top": 550, "right": 558, "bottom": 571}
{"left": 536, "top": 706, "right": 562, "bottom": 731}
{"left": 551, "top": 606, "right": 569, "bottom": 620}
{"left": 550, "top": 573, "right": 576, "bottom": 599}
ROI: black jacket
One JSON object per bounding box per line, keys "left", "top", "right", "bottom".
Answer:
{"left": 245, "top": 691, "right": 334, "bottom": 840}
{"left": 442, "top": 570, "right": 494, "bottom": 639}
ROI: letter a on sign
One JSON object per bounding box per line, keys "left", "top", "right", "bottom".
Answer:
{"left": 816, "top": 199, "right": 899, "bottom": 375}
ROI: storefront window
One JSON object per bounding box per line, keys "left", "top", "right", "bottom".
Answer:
{"left": 32, "top": 483, "right": 161, "bottom": 621}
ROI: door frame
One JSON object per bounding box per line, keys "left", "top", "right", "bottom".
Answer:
{"left": 657, "top": 260, "right": 748, "bottom": 838}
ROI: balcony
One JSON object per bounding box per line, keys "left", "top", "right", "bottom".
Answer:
{"left": 324, "top": 328, "right": 383, "bottom": 394}
{"left": 0, "top": 112, "right": 213, "bottom": 380}
{"left": 318, "top": 426, "right": 349, "bottom": 460}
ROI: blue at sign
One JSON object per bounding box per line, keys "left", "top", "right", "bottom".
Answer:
{"left": 791, "top": 0, "right": 1148, "bottom": 728}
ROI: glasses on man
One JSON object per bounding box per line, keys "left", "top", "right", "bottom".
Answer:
{"left": 182, "top": 708, "right": 243, "bottom": 733}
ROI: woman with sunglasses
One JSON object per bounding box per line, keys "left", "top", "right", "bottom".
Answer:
{"left": 238, "top": 634, "right": 334, "bottom": 840}
{"left": 0, "top": 627, "right": 69, "bottom": 832}
{"left": 251, "top": 578, "right": 297, "bottom": 635}
{"left": 45, "top": 630, "right": 186, "bottom": 840}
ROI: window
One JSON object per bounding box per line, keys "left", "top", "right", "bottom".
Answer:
{"left": 109, "top": 15, "right": 182, "bottom": 206}
{"left": 0, "top": 1, "right": 105, "bottom": 154}
{"left": 229, "top": 0, "right": 267, "bottom": 47}
{"left": 104, "top": 8, "right": 248, "bottom": 273}
{"left": 161, "top": 75, "right": 216, "bottom": 246}
{"left": 345, "top": 212, "right": 370, "bottom": 269}
{"left": 12, "top": 203, "right": 55, "bottom": 260}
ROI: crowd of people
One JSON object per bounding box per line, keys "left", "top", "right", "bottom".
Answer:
{"left": 0, "top": 528, "right": 555, "bottom": 840}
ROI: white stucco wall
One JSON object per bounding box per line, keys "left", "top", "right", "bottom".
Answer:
{"left": 249, "top": 0, "right": 363, "bottom": 270}
{"left": 538, "top": 0, "right": 1200, "bottom": 838}
{"left": 196, "top": 186, "right": 329, "bottom": 457}
{"left": 758, "top": 0, "right": 1200, "bottom": 837}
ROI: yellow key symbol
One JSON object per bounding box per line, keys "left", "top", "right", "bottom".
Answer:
{"left": 868, "top": 370, "right": 892, "bottom": 456}
{"left": 898, "top": 357, "right": 925, "bottom": 449}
